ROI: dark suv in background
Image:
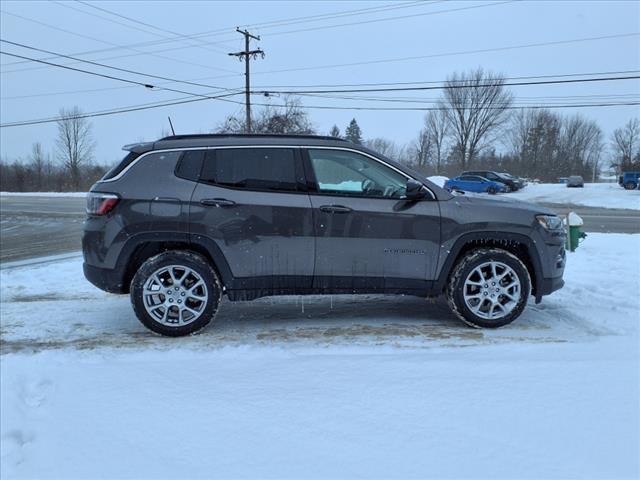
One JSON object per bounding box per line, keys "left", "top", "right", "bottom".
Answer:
{"left": 83, "top": 134, "right": 565, "bottom": 336}
{"left": 462, "top": 170, "right": 524, "bottom": 191}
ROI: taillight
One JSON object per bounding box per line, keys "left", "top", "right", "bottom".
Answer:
{"left": 86, "top": 192, "right": 120, "bottom": 216}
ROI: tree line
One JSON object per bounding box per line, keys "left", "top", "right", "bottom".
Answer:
{"left": 1, "top": 106, "right": 109, "bottom": 192}
{"left": 2, "top": 68, "right": 639, "bottom": 191}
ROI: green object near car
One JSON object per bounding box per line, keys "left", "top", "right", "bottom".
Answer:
{"left": 566, "top": 212, "right": 587, "bottom": 252}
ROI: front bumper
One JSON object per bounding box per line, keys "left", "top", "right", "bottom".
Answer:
{"left": 536, "top": 276, "right": 564, "bottom": 300}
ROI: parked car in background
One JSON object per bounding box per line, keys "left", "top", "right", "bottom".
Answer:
{"left": 619, "top": 171, "right": 640, "bottom": 190}
{"left": 444, "top": 175, "right": 508, "bottom": 194}
{"left": 462, "top": 170, "right": 523, "bottom": 191}
{"left": 566, "top": 175, "right": 584, "bottom": 188}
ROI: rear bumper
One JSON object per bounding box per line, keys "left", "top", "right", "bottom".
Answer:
{"left": 83, "top": 262, "right": 127, "bottom": 294}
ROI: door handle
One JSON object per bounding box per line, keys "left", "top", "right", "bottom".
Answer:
{"left": 200, "top": 198, "right": 236, "bottom": 207}
{"left": 319, "top": 205, "right": 352, "bottom": 214}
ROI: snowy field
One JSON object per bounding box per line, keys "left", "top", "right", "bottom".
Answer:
{"left": 1, "top": 234, "right": 639, "bottom": 478}
{"left": 508, "top": 182, "right": 640, "bottom": 210}
{"left": 426, "top": 178, "right": 640, "bottom": 210}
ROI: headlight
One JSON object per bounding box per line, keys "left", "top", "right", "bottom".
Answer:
{"left": 536, "top": 214, "right": 563, "bottom": 231}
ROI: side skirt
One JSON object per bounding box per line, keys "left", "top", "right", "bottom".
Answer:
{"left": 225, "top": 275, "right": 437, "bottom": 302}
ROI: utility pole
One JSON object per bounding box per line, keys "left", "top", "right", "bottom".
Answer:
{"left": 228, "top": 28, "right": 264, "bottom": 134}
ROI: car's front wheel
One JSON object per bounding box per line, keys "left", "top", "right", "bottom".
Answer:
{"left": 131, "top": 251, "right": 222, "bottom": 336}
{"left": 446, "top": 248, "right": 531, "bottom": 328}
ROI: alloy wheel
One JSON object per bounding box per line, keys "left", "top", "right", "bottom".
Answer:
{"left": 462, "top": 261, "right": 521, "bottom": 320}
{"left": 142, "top": 265, "right": 208, "bottom": 326}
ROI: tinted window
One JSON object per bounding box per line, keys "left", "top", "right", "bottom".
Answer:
{"left": 201, "top": 148, "right": 300, "bottom": 192}
{"left": 459, "top": 176, "right": 478, "bottom": 181}
{"left": 102, "top": 151, "right": 140, "bottom": 180}
{"left": 308, "top": 149, "right": 407, "bottom": 198}
{"left": 175, "top": 150, "right": 204, "bottom": 181}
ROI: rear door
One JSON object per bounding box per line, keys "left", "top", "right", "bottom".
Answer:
{"left": 190, "top": 147, "right": 314, "bottom": 290}
{"left": 303, "top": 147, "right": 441, "bottom": 290}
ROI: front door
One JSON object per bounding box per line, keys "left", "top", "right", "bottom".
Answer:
{"left": 303, "top": 147, "right": 441, "bottom": 291}
{"left": 190, "top": 147, "right": 314, "bottom": 291}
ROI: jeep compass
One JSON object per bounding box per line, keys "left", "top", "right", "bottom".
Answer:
{"left": 83, "top": 134, "right": 566, "bottom": 336}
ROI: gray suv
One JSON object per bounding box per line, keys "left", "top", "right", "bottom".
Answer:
{"left": 83, "top": 134, "right": 566, "bottom": 336}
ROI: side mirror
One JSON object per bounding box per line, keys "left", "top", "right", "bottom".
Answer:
{"left": 405, "top": 178, "right": 427, "bottom": 200}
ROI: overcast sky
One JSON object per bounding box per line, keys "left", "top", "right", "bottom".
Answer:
{"left": 1, "top": 0, "right": 639, "bottom": 164}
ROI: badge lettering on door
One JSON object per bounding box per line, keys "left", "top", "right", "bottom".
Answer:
{"left": 383, "top": 248, "right": 426, "bottom": 255}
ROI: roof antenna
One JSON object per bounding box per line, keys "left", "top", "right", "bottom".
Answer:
{"left": 168, "top": 116, "right": 176, "bottom": 136}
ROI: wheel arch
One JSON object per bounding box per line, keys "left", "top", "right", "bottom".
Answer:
{"left": 434, "top": 232, "right": 542, "bottom": 298}
{"left": 113, "top": 233, "right": 233, "bottom": 294}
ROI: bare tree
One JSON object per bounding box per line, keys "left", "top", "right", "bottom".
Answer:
{"left": 611, "top": 118, "right": 640, "bottom": 171}
{"left": 217, "top": 97, "right": 315, "bottom": 135}
{"left": 409, "top": 129, "right": 433, "bottom": 169}
{"left": 440, "top": 68, "right": 513, "bottom": 169}
{"left": 507, "top": 109, "right": 561, "bottom": 178}
{"left": 423, "top": 110, "right": 449, "bottom": 173}
{"left": 559, "top": 114, "right": 603, "bottom": 179}
{"left": 29, "top": 142, "right": 46, "bottom": 190}
{"left": 56, "top": 106, "right": 95, "bottom": 190}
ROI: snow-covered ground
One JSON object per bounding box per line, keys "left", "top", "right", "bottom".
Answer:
{"left": 0, "top": 191, "right": 87, "bottom": 198}
{"left": 510, "top": 182, "right": 640, "bottom": 210}
{"left": 1, "top": 234, "right": 639, "bottom": 478}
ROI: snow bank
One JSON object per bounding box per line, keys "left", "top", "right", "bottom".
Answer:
{"left": 427, "top": 175, "right": 449, "bottom": 187}
{"left": 0, "top": 191, "right": 87, "bottom": 198}
{"left": 511, "top": 182, "right": 640, "bottom": 210}
{"left": 1, "top": 234, "right": 639, "bottom": 478}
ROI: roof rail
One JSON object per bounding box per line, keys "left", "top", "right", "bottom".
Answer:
{"left": 158, "top": 133, "right": 348, "bottom": 142}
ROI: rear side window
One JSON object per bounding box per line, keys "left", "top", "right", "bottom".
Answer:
{"left": 102, "top": 151, "right": 140, "bottom": 180}
{"left": 175, "top": 150, "right": 205, "bottom": 181}
{"left": 200, "top": 148, "right": 301, "bottom": 192}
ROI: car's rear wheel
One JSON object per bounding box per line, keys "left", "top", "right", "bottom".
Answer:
{"left": 624, "top": 181, "right": 637, "bottom": 190}
{"left": 131, "top": 251, "right": 222, "bottom": 336}
{"left": 446, "top": 248, "right": 531, "bottom": 328}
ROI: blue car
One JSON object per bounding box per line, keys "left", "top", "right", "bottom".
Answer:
{"left": 619, "top": 171, "right": 640, "bottom": 190}
{"left": 444, "top": 175, "right": 507, "bottom": 194}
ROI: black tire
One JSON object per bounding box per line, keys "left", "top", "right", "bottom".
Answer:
{"left": 624, "top": 181, "right": 637, "bottom": 190}
{"left": 446, "top": 248, "right": 531, "bottom": 328}
{"left": 487, "top": 186, "right": 498, "bottom": 195}
{"left": 131, "top": 250, "right": 222, "bottom": 336}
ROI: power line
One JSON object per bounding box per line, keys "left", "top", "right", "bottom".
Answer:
{"left": 0, "top": 1, "right": 437, "bottom": 70}
{"left": 2, "top": 93, "right": 638, "bottom": 129}
{"left": 0, "top": 39, "right": 233, "bottom": 92}
{"left": 0, "top": 9, "right": 238, "bottom": 74}
{"left": 0, "top": 0, "right": 512, "bottom": 76}
{"left": 0, "top": 93, "right": 226, "bottom": 128}
{"left": 252, "top": 32, "right": 640, "bottom": 76}
{"left": 73, "top": 0, "right": 232, "bottom": 55}
{"left": 0, "top": 51, "right": 245, "bottom": 105}
{"left": 251, "top": 69, "right": 640, "bottom": 89}
{"left": 253, "top": 100, "right": 640, "bottom": 111}
{"left": 3, "top": 68, "right": 638, "bottom": 102}
{"left": 264, "top": 0, "right": 512, "bottom": 38}
{"left": 255, "top": 74, "right": 640, "bottom": 96}
{"left": 299, "top": 92, "right": 640, "bottom": 105}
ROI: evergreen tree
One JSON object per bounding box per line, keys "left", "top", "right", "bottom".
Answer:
{"left": 344, "top": 118, "right": 363, "bottom": 144}
{"left": 329, "top": 125, "right": 341, "bottom": 138}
